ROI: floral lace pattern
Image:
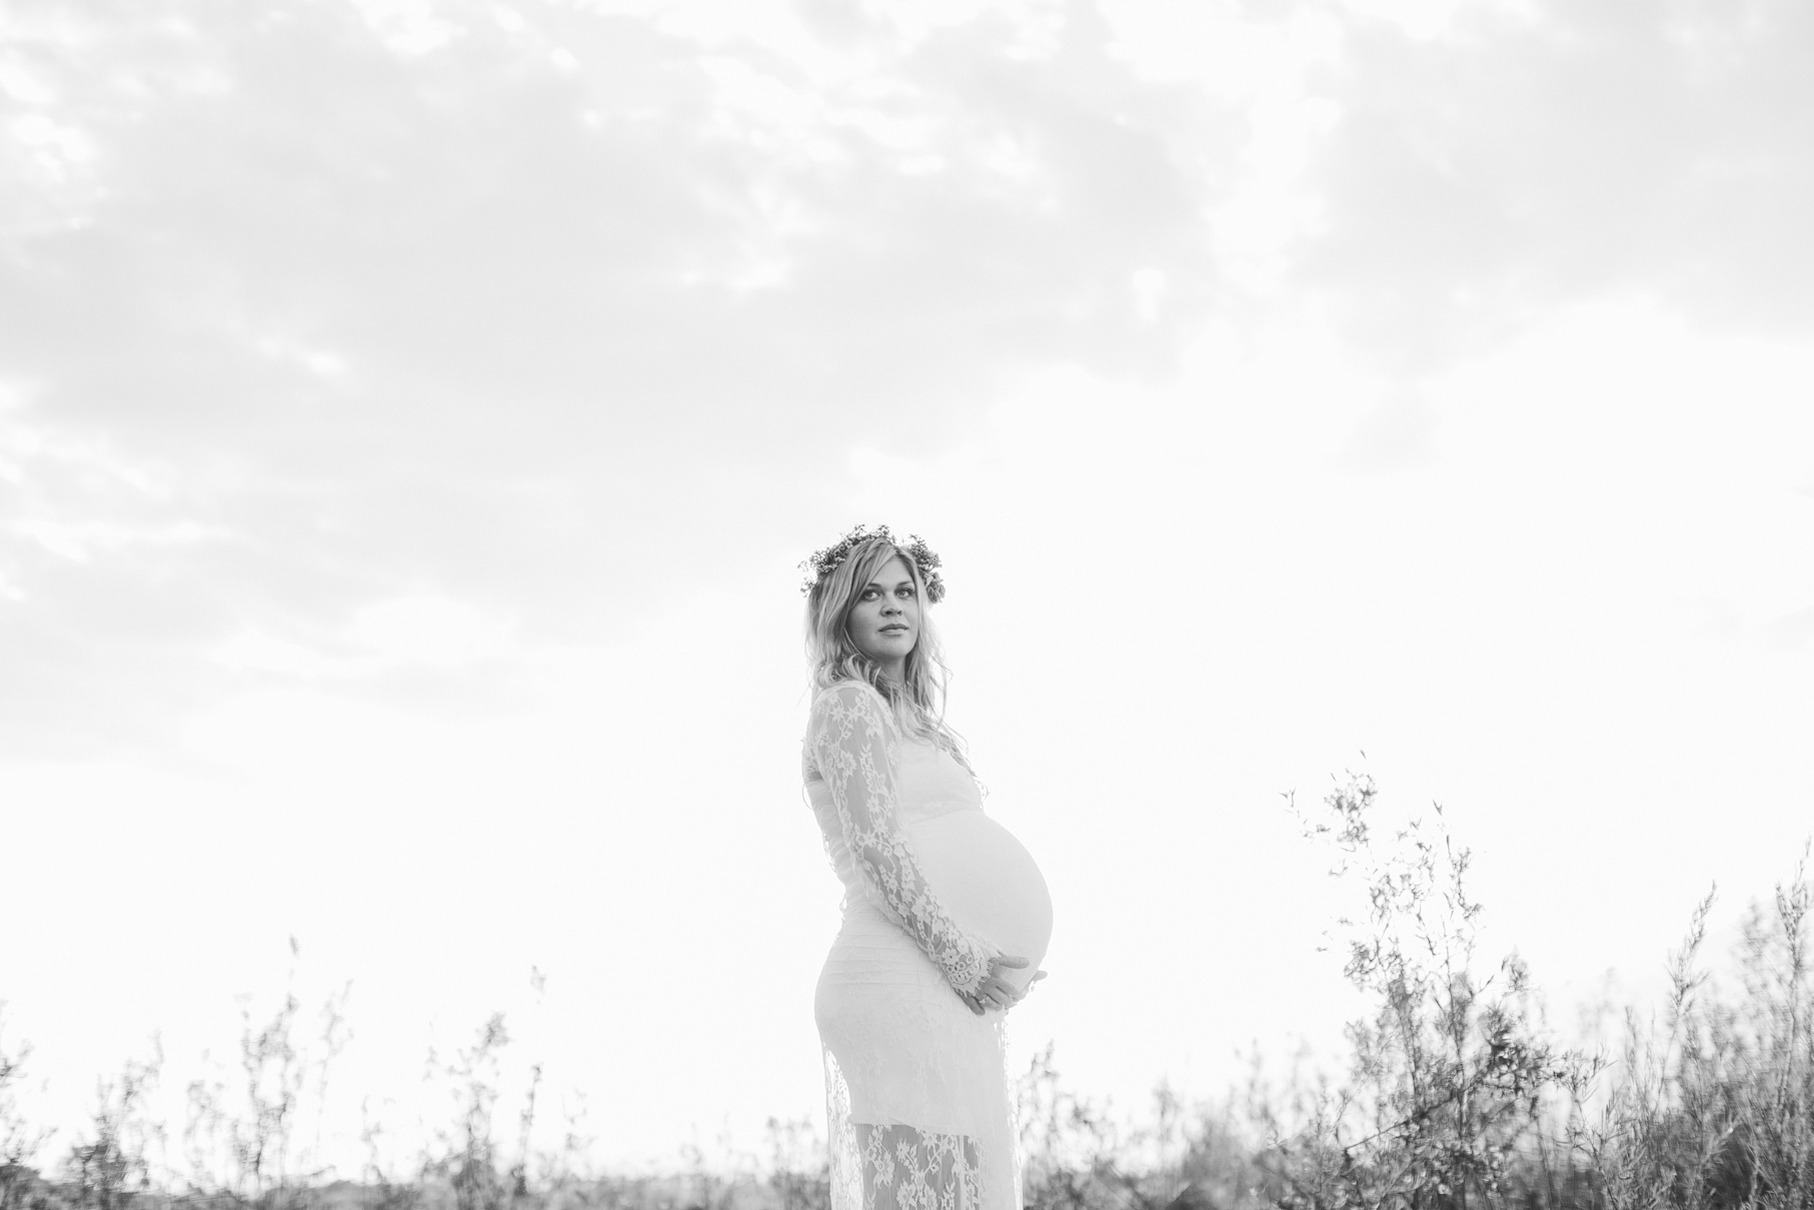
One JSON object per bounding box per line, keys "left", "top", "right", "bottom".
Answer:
{"left": 823, "top": 1047, "right": 994, "bottom": 1210}
{"left": 806, "top": 683, "right": 995, "bottom": 996}
{"left": 856, "top": 1124, "right": 983, "bottom": 1210}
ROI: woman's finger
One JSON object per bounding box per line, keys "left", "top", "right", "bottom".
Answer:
{"left": 993, "top": 955, "right": 1030, "bottom": 969}
{"left": 995, "top": 972, "right": 1045, "bottom": 1007}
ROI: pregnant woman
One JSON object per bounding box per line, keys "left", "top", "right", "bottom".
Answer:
{"left": 801, "top": 525, "right": 1053, "bottom": 1210}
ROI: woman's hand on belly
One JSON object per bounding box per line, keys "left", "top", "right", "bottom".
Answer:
{"left": 956, "top": 955, "right": 1046, "bottom": 1014}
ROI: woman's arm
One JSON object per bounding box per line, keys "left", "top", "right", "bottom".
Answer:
{"left": 808, "top": 683, "right": 996, "bottom": 996}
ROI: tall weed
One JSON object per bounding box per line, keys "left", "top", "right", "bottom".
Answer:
{"left": 1, "top": 1019, "right": 51, "bottom": 1210}
{"left": 1570, "top": 846, "right": 1814, "bottom": 1209}
{"left": 1263, "top": 771, "right": 1591, "bottom": 1209}
{"left": 64, "top": 1048, "right": 164, "bottom": 1210}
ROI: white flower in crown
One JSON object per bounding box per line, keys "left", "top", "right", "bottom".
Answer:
{"left": 799, "top": 523, "right": 947, "bottom": 604}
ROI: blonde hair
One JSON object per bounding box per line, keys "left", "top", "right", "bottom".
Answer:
{"left": 804, "top": 534, "right": 967, "bottom": 762}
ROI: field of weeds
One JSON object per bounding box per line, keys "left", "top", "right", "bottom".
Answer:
{"left": 4, "top": 773, "right": 1811, "bottom": 1210}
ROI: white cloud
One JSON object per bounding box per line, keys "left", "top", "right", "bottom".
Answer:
{"left": 1099, "top": 0, "right": 1347, "bottom": 113}
{"left": 1290, "top": 0, "right": 1814, "bottom": 358}
{"left": 349, "top": 0, "right": 465, "bottom": 56}
{"left": 212, "top": 629, "right": 334, "bottom": 677}
{"left": 1335, "top": 0, "right": 1538, "bottom": 41}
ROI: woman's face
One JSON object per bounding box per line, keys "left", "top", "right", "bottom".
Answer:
{"left": 846, "top": 555, "right": 921, "bottom": 675}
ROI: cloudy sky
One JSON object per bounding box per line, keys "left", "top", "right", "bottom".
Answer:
{"left": 3, "top": 0, "right": 1813, "bottom": 1177}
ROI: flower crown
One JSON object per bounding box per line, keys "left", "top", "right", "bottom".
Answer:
{"left": 800, "top": 524, "right": 946, "bottom": 604}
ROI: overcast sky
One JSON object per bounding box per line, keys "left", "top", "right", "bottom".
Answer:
{"left": 3, "top": 0, "right": 1813, "bottom": 1177}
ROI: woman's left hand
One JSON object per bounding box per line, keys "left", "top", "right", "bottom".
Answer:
{"left": 959, "top": 959, "right": 1047, "bottom": 1014}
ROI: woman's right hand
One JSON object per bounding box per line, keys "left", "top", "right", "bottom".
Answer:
{"left": 958, "top": 955, "right": 1043, "bottom": 1015}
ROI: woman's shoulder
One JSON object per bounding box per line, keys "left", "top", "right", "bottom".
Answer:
{"left": 811, "top": 678, "right": 888, "bottom": 710}
{"left": 807, "top": 679, "right": 897, "bottom": 730}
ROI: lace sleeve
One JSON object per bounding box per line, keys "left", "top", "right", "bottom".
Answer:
{"left": 808, "top": 683, "right": 996, "bottom": 996}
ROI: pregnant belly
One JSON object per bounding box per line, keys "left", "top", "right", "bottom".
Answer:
{"left": 909, "top": 810, "right": 1052, "bottom": 992}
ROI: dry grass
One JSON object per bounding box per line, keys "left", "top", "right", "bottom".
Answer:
{"left": 3, "top": 773, "right": 1809, "bottom": 1210}
{"left": 1013, "top": 774, "right": 1814, "bottom": 1210}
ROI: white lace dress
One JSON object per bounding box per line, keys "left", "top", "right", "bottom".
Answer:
{"left": 804, "top": 681, "right": 1053, "bottom": 1210}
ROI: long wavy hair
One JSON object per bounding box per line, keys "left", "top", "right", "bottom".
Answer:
{"left": 804, "top": 534, "right": 967, "bottom": 761}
